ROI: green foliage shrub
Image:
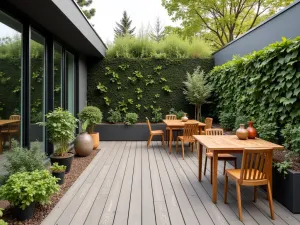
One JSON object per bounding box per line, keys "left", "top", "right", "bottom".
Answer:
{"left": 151, "top": 107, "right": 163, "bottom": 123}
{"left": 0, "top": 208, "right": 7, "bottom": 225}
{"left": 234, "top": 115, "right": 249, "bottom": 130}
{"left": 168, "top": 108, "right": 184, "bottom": 119}
{"left": 39, "top": 108, "right": 78, "bottom": 156}
{"left": 210, "top": 37, "right": 300, "bottom": 139}
{"left": 256, "top": 122, "right": 278, "bottom": 142}
{"left": 219, "top": 111, "right": 236, "bottom": 130}
{"left": 124, "top": 113, "right": 139, "bottom": 125}
{"left": 188, "top": 38, "right": 212, "bottom": 58}
{"left": 78, "top": 106, "right": 102, "bottom": 133}
{"left": 282, "top": 124, "right": 300, "bottom": 154}
{"left": 107, "top": 109, "right": 122, "bottom": 123}
{"left": 0, "top": 170, "right": 59, "bottom": 210}
{"left": 2, "top": 140, "right": 47, "bottom": 181}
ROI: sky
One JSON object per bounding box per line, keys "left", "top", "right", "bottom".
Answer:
{"left": 90, "top": 0, "right": 180, "bottom": 45}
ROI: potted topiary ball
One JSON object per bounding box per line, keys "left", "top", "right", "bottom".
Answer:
{"left": 78, "top": 106, "right": 102, "bottom": 149}
{"left": 50, "top": 162, "right": 67, "bottom": 185}
{"left": 74, "top": 119, "right": 94, "bottom": 156}
{"left": 0, "top": 170, "right": 59, "bottom": 221}
{"left": 39, "top": 107, "right": 78, "bottom": 172}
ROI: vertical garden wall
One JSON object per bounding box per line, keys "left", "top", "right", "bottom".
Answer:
{"left": 87, "top": 58, "right": 214, "bottom": 122}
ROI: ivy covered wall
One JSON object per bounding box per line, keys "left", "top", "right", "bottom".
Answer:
{"left": 87, "top": 58, "right": 214, "bottom": 122}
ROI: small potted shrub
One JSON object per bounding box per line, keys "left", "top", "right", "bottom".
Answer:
{"left": 78, "top": 106, "right": 102, "bottom": 149}
{"left": 0, "top": 170, "right": 59, "bottom": 221}
{"left": 124, "top": 113, "right": 139, "bottom": 125}
{"left": 39, "top": 107, "right": 77, "bottom": 172}
{"left": 74, "top": 120, "right": 93, "bottom": 156}
{"left": 50, "top": 162, "right": 66, "bottom": 185}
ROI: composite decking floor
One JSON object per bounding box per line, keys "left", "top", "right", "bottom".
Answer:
{"left": 42, "top": 141, "right": 300, "bottom": 225}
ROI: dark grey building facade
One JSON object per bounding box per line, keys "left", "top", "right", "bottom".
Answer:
{"left": 213, "top": 0, "right": 300, "bottom": 65}
{"left": 0, "top": 0, "right": 106, "bottom": 154}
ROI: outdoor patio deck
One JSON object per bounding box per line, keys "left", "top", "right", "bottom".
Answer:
{"left": 42, "top": 141, "right": 300, "bottom": 225}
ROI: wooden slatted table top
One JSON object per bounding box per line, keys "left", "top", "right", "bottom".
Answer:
{"left": 0, "top": 120, "right": 19, "bottom": 126}
{"left": 193, "top": 135, "right": 284, "bottom": 151}
{"left": 163, "top": 119, "right": 206, "bottom": 127}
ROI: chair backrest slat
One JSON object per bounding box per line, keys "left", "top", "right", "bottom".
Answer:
{"left": 240, "top": 148, "right": 272, "bottom": 182}
{"left": 205, "top": 117, "right": 213, "bottom": 129}
{"left": 146, "top": 118, "right": 152, "bottom": 132}
{"left": 183, "top": 123, "right": 198, "bottom": 139}
{"left": 205, "top": 128, "right": 223, "bottom": 136}
{"left": 166, "top": 114, "right": 177, "bottom": 120}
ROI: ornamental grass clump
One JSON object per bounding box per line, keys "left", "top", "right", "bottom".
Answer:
{"left": 39, "top": 108, "right": 78, "bottom": 156}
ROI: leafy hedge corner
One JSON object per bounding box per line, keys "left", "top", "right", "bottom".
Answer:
{"left": 210, "top": 36, "right": 300, "bottom": 138}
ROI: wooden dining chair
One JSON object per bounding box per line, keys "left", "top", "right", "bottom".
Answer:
{"left": 146, "top": 118, "right": 165, "bottom": 148}
{"left": 165, "top": 114, "right": 182, "bottom": 145}
{"left": 201, "top": 117, "right": 213, "bottom": 134}
{"left": 1, "top": 115, "right": 21, "bottom": 149}
{"left": 224, "top": 148, "right": 274, "bottom": 221}
{"left": 176, "top": 122, "right": 198, "bottom": 159}
{"left": 204, "top": 128, "right": 237, "bottom": 183}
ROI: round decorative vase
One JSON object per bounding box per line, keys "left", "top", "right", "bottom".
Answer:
{"left": 236, "top": 124, "right": 248, "bottom": 140}
{"left": 181, "top": 113, "right": 188, "bottom": 122}
{"left": 247, "top": 121, "right": 257, "bottom": 139}
{"left": 74, "top": 132, "right": 93, "bottom": 156}
{"left": 89, "top": 132, "right": 100, "bottom": 150}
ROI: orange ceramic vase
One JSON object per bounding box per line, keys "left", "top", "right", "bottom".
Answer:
{"left": 247, "top": 121, "right": 257, "bottom": 139}
{"left": 89, "top": 132, "right": 100, "bottom": 150}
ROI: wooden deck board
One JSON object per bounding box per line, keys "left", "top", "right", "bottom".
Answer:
{"left": 42, "top": 141, "right": 300, "bottom": 225}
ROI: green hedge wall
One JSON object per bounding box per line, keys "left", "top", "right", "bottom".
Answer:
{"left": 87, "top": 58, "right": 214, "bottom": 122}
{"left": 210, "top": 37, "right": 300, "bottom": 131}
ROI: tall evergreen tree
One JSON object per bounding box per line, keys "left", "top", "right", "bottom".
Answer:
{"left": 114, "top": 11, "right": 136, "bottom": 38}
{"left": 149, "top": 17, "right": 165, "bottom": 42}
{"left": 76, "top": 0, "right": 96, "bottom": 19}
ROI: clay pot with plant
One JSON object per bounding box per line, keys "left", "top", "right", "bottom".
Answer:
{"left": 74, "top": 119, "right": 94, "bottom": 156}
{"left": 50, "top": 162, "right": 67, "bottom": 185}
{"left": 78, "top": 106, "right": 102, "bottom": 150}
{"left": 39, "top": 107, "right": 78, "bottom": 173}
{"left": 0, "top": 170, "right": 59, "bottom": 221}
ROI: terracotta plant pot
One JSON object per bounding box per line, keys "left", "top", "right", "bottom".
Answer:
{"left": 74, "top": 132, "right": 93, "bottom": 156}
{"left": 236, "top": 124, "right": 248, "bottom": 140}
{"left": 89, "top": 132, "right": 100, "bottom": 150}
{"left": 247, "top": 121, "right": 257, "bottom": 139}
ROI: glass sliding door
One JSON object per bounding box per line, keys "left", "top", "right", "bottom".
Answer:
{"left": 54, "top": 42, "right": 62, "bottom": 109}
{"left": 29, "top": 30, "right": 45, "bottom": 146}
{"left": 0, "top": 10, "right": 22, "bottom": 152}
{"left": 66, "top": 51, "right": 75, "bottom": 115}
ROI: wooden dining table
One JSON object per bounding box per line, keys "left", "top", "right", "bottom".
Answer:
{"left": 0, "top": 120, "right": 20, "bottom": 154}
{"left": 193, "top": 135, "right": 284, "bottom": 204}
{"left": 163, "top": 119, "right": 206, "bottom": 154}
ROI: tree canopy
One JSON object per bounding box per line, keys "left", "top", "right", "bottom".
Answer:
{"left": 162, "top": 0, "right": 293, "bottom": 48}
{"left": 114, "top": 11, "right": 136, "bottom": 39}
{"left": 76, "top": 0, "right": 96, "bottom": 19}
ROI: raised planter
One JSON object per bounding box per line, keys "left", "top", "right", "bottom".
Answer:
{"left": 272, "top": 167, "right": 300, "bottom": 213}
{"left": 95, "top": 123, "right": 170, "bottom": 141}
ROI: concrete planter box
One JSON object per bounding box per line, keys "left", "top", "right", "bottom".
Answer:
{"left": 273, "top": 167, "right": 300, "bottom": 213}
{"left": 94, "top": 123, "right": 168, "bottom": 141}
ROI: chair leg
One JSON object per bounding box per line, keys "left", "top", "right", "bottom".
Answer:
{"left": 234, "top": 158, "right": 237, "bottom": 169}
{"left": 204, "top": 156, "right": 207, "bottom": 175}
{"left": 210, "top": 157, "right": 213, "bottom": 184}
{"left": 224, "top": 174, "right": 228, "bottom": 203}
{"left": 161, "top": 134, "right": 165, "bottom": 148}
{"left": 267, "top": 181, "right": 275, "bottom": 220}
{"left": 236, "top": 181, "right": 243, "bottom": 221}
{"left": 176, "top": 137, "right": 179, "bottom": 153}
{"left": 223, "top": 161, "right": 226, "bottom": 175}
{"left": 147, "top": 135, "right": 153, "bottom": 148}
{"left": 254, "top": 186, "right": 258, "bottom": 202}
{"left": 191, "top": 142, "right": 194, "bottom": 152}
{"left": 181, "top": 141, "right": 185, "bottom": 159}
{"left": 166, "top": 130, "right": 169, "bottom": 146}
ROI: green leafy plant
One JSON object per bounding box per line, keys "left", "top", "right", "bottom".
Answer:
{"left": 110, "top": 71, "right": 120, "bottom": 83}
{"left": 256, "top": 121, "right": 278, "bottom": 142}
{"left": 78, "top": 106, "right": 102, "bottom": 134}
{"left": 2, "top": 140, "right": 47, "bottom": 181}
{"left": 151, "top": 107, "right": 163, "bottom": 123}
{"left": 118, "top": 64, "right": 129, "bottom": 71}
{"left": 145, "top": 75, "right": 155, "bottom": 86}
{"left": 162, "top": 85, "right": 172, "bottom": 93}
{"left": 0, "top": 170, "right": 59, "bottom": 210}
{"left": 96, "top": 82, "right": 108, "bottom": 93}
{"left": 160, "top": 77, "right": 167, "bottom": 83}
{"left": 128, "top": 98, "right": 134, "bottom": 104}
{"left": 118, "top": 99, "right": 128, "bottom": 113}
{"left": 183, "top": 66, "right": 212, "bottom": 120}
{"left": 39, "top": 108, "right": 77, "bottom": 156}
{"left": 81, "top": 119, "right": 90, "bottom": 133}
{"left": 50, "top": 162, "right": 66, "bottom": 173}
{"left": 105, "top": 66, "right": 113, "bottom": 75}
{"left": 133, "top": 71, "right": 143, "bottom": 79}
{"left": 128, "top": 76, "right": 137, "bottom": 84}
{"left": 0, "top": 208, "right": 7, "bottom": 225}
{"left": 135, "top": 104, "right": 141, "bottom": 110}
{"left": 107, "top": 109, "right": 122, "bottom": 123}
{"left": 168, "top": 108, "right": 185, "bottom": 119}
{"left": 154, "top": 65, "right": 162, "bottom": 74}
{"left": 135, "top": 88, "right": 143, "bottom": 100}
{"left": 273, "top": 159, "right": 292, "bottom": 179}
{"left": 154, "top": 94, "right": 160, "bottom": 98}
{"left": 219, "top": 111, "right": 236, "bottom": 130}
{"left": 124, "top": 113, "right": 139, "bottom": 125}
{"left": 103, "top": 96, "right": 111, "bottom": 106}
{"left": 282, "top": 124, "right": 300, "bottom": 155}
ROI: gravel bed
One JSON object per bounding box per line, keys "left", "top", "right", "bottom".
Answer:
{"left": 1, "top": 149, "right": 100, "bottom": 225}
